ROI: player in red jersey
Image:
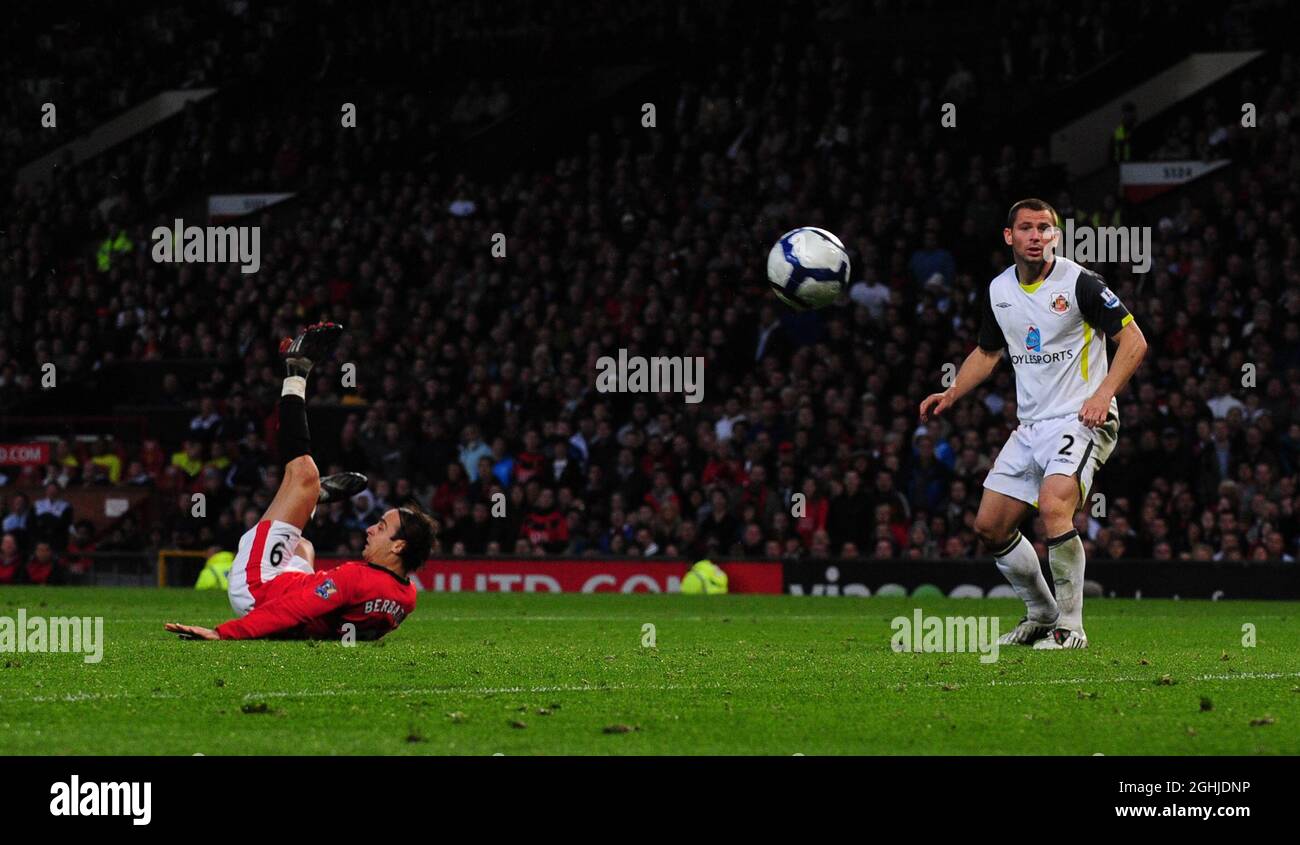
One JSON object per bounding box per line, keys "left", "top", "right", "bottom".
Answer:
{"left": 164, "top": 323, "right": 437, "bottom": 641}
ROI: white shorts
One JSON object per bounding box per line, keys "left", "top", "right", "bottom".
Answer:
{"left": 983, "top": 413, "right": 1119, "bottom": 511}
{"left": 227, "top": 519, "right": 314, "bottom": 616}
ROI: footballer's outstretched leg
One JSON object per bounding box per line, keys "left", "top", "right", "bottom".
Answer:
{"left": 261, "top": 322, "right": 345, "bottom": 527}
{"left": 1033, "top": 473, "right": 1088, "bottom": 649}
{"left": 975, "top": 488, "right": 1058, "bottom": 645}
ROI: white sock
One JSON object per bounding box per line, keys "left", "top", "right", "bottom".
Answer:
{"left": 282, "top": 376, "right": 307, "bottom": 399}
{"left": 993, "top": 531, "right": 1058, "bottom": 623}
{"left": 1047, "top": 529, "right": 1086, "bottom": 632}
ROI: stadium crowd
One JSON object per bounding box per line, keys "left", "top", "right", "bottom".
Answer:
{"left": 2, "top": 1, "right": 1298, "bottom": 584}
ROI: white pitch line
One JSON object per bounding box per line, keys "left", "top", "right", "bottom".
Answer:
{"left": 244, "top": 682, "right": 716, "bottom": 700}
{"left": 944, "top": 671, "right": 1300, "bottom": 688}
{"left": 402, "top": 612, "right": 1300, "bottom": 623}
{"left": 405, "top": 615, "right": 874, "bottom": 622}
{"left": 5, "top": 671, "right": 1296, "bottom": 705}
{"left": 1, "top": 682, "right": 716, "bottom": 705}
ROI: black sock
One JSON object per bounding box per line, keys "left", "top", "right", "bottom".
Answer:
{"left": 278, "top": 394, "right": 311, "bottom": 464}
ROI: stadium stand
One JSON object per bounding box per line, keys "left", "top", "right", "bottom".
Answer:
{"left": 1, "top": 0, "right": 1297, "bottom": 585}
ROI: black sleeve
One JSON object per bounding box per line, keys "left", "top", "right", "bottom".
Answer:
{"left": 1075, "top": 269, "right": 1133, "bottom": 337}
{"left": 978, "top": 286, "right": 1006, "bottom": 351}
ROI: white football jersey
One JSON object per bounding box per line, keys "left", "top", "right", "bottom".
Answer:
{"left": 979, "top": 256, "right": 1134, "bottom": 424}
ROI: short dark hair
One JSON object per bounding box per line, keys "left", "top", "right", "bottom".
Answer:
{"left": 1005, "top": 198, "right": 1059, "bottom": 229}
{"left": 394, "top": 506, "right": 438, "bottom": 574}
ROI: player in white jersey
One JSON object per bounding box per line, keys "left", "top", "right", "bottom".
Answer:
{"left": 919, "top": 199, "right": 1148, "bottom": 649}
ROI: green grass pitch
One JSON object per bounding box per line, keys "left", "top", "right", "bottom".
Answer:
{"left": 1, "top": 587, "right": 1297, "bottom": 754}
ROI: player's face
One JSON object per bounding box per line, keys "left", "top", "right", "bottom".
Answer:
{"left": 1003, "top": 209, "right": 1059, "bottom": 262}
{"left": 363, "top": 508, "right": 404, "bottom": 565}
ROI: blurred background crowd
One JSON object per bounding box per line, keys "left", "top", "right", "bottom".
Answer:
{"left": 2, "top": 0, "right": 1298, "bottom": 583}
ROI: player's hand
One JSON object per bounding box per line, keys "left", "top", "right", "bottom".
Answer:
{"left": 919, "top": 391, "right": 953, "bottom": 422}
{"left": 164, "top": 622, "right": 219, "bottom": 640}
{"left": 1078, "top": 390, "right": 1112, "bottom": 428}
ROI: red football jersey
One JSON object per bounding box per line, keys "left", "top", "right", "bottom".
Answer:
{"left": 215, "top": 562, "right": 416, "bottom": 641}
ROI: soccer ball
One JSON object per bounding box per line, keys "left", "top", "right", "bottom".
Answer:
{"left": 765, "top": 227, "right": 850, "bottom": 310}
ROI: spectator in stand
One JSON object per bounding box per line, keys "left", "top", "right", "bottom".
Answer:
{"left": 547, "top": 439, "right": 584, "bottom": 490}
{"left": 644, "top": 470, "right": 681, "bottom": 515}
{"left": 485, "top": 437, "right": 514, "bottom": 488}
{"left": 908, "top": 434, "right": 953, "bottom": 512}
{"left": 33, "top": 482, "right": 73, "bottom": 551}
{"left": 794, "top": 478, "right": 829, "bottom": 548}
{"left": 226, "top": 433, "right": 269, "bottom": 491}
{"left": 170, "top": 439, "right": 205, "bottom": 478}
{"left": 909, "top": 521, "right": 939, "bottom": 558}
{"left": 51, "top": 440, "right": 81, "bottom": 479}
{"left": 123, "top": 459, "right": 155, "bottom": 486}
{"left": 432, "top": 463, "right": 469, "bottom": 518}
{"left": 0, "top": 532, "right": 22, "bottom": 583}
{"left": 64, "top": 520, "right": 98, "bottom": 575}
{"left": 522, "top": 488, "right": 568, "bottom": 553}
{"left": 873, "top": 472, "right": 911, "bottom": 532}
{"left": 461, "top": 502, "right": 494, "bottom": 555}
{"left": 827, "top": 470, "right": 871, "bottom": 549}
{"left": 441, "top": 499, "right": 473, "bottom": 550}
{"left": 942, "top": 535, "right": 970, "bottom": 558}
{"left": 189, "top": 396, "right": 223, "bottom": 442}
{"left": 25, "top": 541, "right": 57, "bottom": 585}
{"left": 1264, "top": 531, "right": 1295, "bottom": 563}
{"left": 514, "top": 431, "right": 546, "bottom": 485}
{"left": 458, "top": 425, "right": 492, "bottom": 482}
{"left": 375, "top": 422, "right": 412, "bottom": 482}
{"left": 204, "top": 442, "right": 232, "bottom": 474}
{"left": 908, "top": 226, "right": 957, "bottom": 288}
{"left": 469, "top": 457, "right": 498, "bottom": 501}
{"left": 2, "top": 494, "right": 32, "bottom": 552}
{"left": 213, "top": 508, "right": 241, "bottom": 551}
{"left": 88, "top": 437, "right": 123, "bottom": 484}
{"left": 734, "top": 522, "right": 765, "bottom": 556}
{"left": 216, "top": 392, "right": 259, "bottom": 442}
{"left": 310, "top": 501, "right": 350, "bottom": 554}
{"left": 700, "top": 488, "right": 740, "bottom": 551}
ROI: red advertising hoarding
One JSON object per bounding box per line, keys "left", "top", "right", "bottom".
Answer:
{"left": 315, "top": 558, "right": 783, "bottom": 594}
{"left": 0, "top": 443, "right": 51, "bottom": 466}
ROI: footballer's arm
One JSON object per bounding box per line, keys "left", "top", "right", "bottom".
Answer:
{"left": 1078, "top": 319, "right": 1147, "bottom": 427}
{"left": 164, "top": 575, "right": 354, "bottom": 641}
{"left": 1075, "top": 271, "right": 1148, "bottom": 428}
{"left": 167, "top": 559, "right": 364, "bottom": 639}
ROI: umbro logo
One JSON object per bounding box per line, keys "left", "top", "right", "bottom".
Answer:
{"left": 996, "top": 302, "right": 1012, "bottom": 308}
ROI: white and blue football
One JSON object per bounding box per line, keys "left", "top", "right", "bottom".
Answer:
{"left": 765, "top": 227, "right": 850, "bottom": 310}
